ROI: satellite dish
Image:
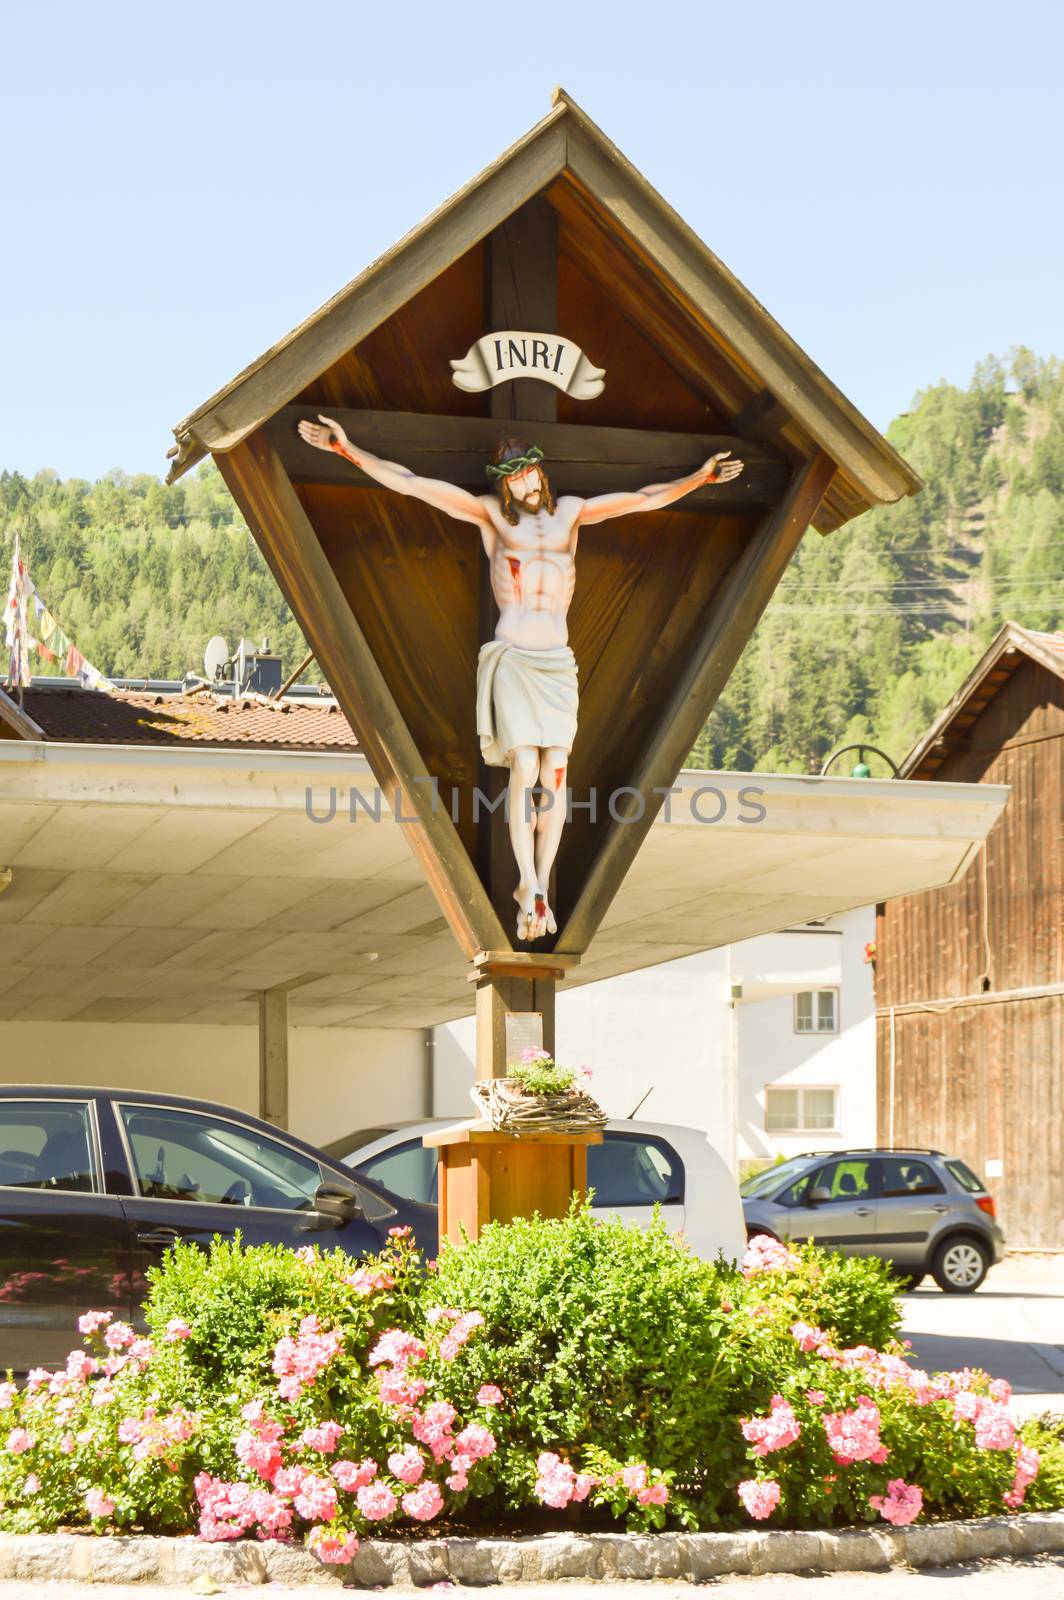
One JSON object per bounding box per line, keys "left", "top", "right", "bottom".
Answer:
{"left": 204, "top": 635, "right": 229, "bottom": 682}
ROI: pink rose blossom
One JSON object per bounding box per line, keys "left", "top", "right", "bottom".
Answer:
{"left": 65, "top": 1350, "right": 98, "bottom": 1383}
{"left": 805, "top": 1390, "right": 827, "bottom": 1406}
{"left": 273, "top": 1465, "right": 308, "bottom": 1498}
{"left": 388, "top": 1224, "right": 413, "bottom": 1239}
{"left": 477, "top": 1384, "right": 503, "bottom": 1407}
{"left": 823, "top": 1400, "right": 888, "bottom": 1466}
{"left": 975, "top": 1404, "right": 1017, "bottom": 1451}
{"left": 103, "top": 1321, "right": 135, "bottom": 1351}
{"left": 85, "top": 1488, "right": 115, "bottom": 1519}
{"left": 638, "top": 1482, "right": 669, "bottom": 1506}
{"left": 59, "top": 1432, "right": 75, "bottom": 1454}
{"left": 344, "top": 1268, "right": 395, "bottom": 1296}
{"left": 236, "top": 1430, "right": 282, "bottom": 1481}
{"left": 6, "top": 1429, "right": 33, "bottom": 1455}
{"left": 1004, "top": 1442, "right": 1041, "bottom": 1509}
{"left": 388, "top": 1445, "right": 425, "bottom": 1485}
{"left": 446, "top": 1468, "right": 469, "bottom": 1492}
{"left": 738, "top": 1478, "right": 781, "bottom": 1520}
{"left": 988, "top": 1377, "right": 1013, "bottom": 1403}
{"left": 741, "top": 1396, "right": 802, "bottom": 1456}
{"left": 412, "top": 1400, "right": 457, "bottom": 1462}
{"left": 0, "top": 1382, "right": 16, "bottom": 1410}
{"left": 78, "top": 1310, "right": 113, "bottom": 1335}
{"left": 333, "top": 1458, "right": 377, "bottom": 1493}
{"left": 790, "top": 1321, "right": 826, "bottom": 1353}
{"left": 741, "top": 1235, "right": 798, "bottom": 1278}
{"left": 533, "top": 1451, "right": 594, "bottom": 1508}
{"left": 453, "top": 1423, "right": 495, "bottom": 1461}
{"left": 376, "top": 1369, "right": 427, "bottom": 1411}
{"left": 869, "top": 1478, "right": 923, "bottom": 1527}
{"left": 302, "top": 1420, "right": 345, "bottom": 1455}
{"left": 401, "top": 1480, "right": 444, "bottom": 1522}
{"left": 356, "top": 1480, "right": 398, "bottom": 1521}
{"left": 293, "top": 1474, "right": 338, "bottom": 1523}
{"left": 23, "top": 1474, "right": 41, "bottom": 1495}
{"left": 164, "top": 1318, "right": 192, "bottom": 1342}
{"left": 308, "top": 1527, "right": 359, "bottom": 1565}
{"left": 369, "top": 1329, "right": 427, "bottom": 1370}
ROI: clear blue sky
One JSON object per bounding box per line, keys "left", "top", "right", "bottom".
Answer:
{"left": 3, "top": 0, "right": 1061, "bottom": 481}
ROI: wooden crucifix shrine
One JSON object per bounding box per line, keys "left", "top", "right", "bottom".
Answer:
{"left": 167, "top": 89, "right": 920, "bottom": 1247}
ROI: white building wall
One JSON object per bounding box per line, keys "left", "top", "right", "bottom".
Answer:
{"left": 734, "top": 907, "right": 876, "bottom": 1163}
{"left": 0, "top": 1021, "right": 427, "bottom": 1149}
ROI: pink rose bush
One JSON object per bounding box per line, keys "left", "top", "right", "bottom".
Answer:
{"left": 0, "top": 1213, "right": 1062, "bottom": 1553}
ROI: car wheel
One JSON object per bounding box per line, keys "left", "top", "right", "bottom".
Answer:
{"left": 931, "top": 1236, "right": 989, "bottom": 1293}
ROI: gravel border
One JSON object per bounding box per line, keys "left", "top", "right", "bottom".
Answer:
{"left": 0, "top": 1511, "right": 1062, "bottom": 1586}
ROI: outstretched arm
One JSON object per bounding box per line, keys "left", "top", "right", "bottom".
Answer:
{"left": 575, "top": 450, "right": 744, "bottom": 527}
{"left": 297, "top": 415, "right": 492, "bottom": 529}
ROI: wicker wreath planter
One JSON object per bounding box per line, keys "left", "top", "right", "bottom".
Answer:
{"left": 470, "top": 1076, "right": 607, "bottom": 1136}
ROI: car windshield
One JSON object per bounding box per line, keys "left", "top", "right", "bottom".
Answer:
{"left": 740, "top": 1156, "right": 812, "bottom": 1198}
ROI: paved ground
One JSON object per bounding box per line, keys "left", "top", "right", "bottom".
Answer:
{"left": 0, "top": 1560, "right": 1062, "bottom": 1597}
{"left": 900, "top": 1259, "right": 1064, "bottom": 1418}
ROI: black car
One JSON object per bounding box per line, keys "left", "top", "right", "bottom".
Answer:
{"left": 0, "top": 1086, "right": 437, "bottom": 1371}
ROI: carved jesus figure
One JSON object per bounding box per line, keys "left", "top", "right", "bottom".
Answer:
{"left": 298, "top": 416, "right": 743, "bottom": 942}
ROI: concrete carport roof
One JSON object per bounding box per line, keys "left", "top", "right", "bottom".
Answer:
{"left": 0, "top": 739, "right": 1007, "bottom": 1029}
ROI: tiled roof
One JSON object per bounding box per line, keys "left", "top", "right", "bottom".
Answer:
{"left": 10, "top": 684, "right": 359, "bottom": 751}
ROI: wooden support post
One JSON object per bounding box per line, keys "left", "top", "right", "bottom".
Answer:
{"left": 258, "top": 987, "right": 288, "bottom": 1129}
{"left": 429, "top": 949, "right": 594, "bottom": 1246}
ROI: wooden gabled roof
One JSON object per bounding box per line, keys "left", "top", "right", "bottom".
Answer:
{"left": 167, "top": 88, "right": 920, "bottom": 535}
{"left": 901, "top": 622, "right": 1064, "bottom": 780}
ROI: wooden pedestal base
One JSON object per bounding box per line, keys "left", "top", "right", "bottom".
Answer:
{"left": 424, "top": 1121, "right": 602, "bottom": 1247}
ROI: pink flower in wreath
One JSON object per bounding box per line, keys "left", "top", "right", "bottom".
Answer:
{"left": 401, "top": 1481, "right": 444, "bottom": 1522}
{"left": 869, "top": 1478, "right": 923, "bottom": 1527}
{"left": 737, "top": 1478, "right": 781, "bottom": 1520}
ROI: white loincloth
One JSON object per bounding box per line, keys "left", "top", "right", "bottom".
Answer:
{"left": 476, "top": 640, "right": 579, "bottom": 768}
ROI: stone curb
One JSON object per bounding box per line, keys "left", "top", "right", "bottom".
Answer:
{"left": 0, "top": 1510, "right": 1062, "bottom": 1586}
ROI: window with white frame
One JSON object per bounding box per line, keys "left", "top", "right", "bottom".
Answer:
{"left": 794, "top": 988, "right": 838, "bottom": 1034}
{"left": 764, "top": 1086, "right": 838, "bottom": 1133}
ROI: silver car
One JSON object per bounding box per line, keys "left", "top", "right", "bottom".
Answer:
{"left": 740, "top": 1148, "right": 1005, "bottom": 1292}
{"left": 324, "top": 1119, "right": 746, "bottom": 1262}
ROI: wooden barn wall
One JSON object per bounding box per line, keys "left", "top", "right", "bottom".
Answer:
{"left": 875, "top": 656, "right": 1064, "bottom": 1246}
{"left": 876, "top": 997, "right": 1064, "bottom": 1247}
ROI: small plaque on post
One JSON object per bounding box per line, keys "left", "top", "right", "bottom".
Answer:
{"left": 505, "top": 1010, "right": 543, "bottom": 1064}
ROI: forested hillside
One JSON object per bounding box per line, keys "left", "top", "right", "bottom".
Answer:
{"left": 3, "top": 349, "right": 1063, "bottom": 771}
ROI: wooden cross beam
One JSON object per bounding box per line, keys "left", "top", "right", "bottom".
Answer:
{"left": 266, "top": 405, "right": 790, "bottom": 514}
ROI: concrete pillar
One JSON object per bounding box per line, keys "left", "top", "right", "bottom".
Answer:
{"left": 258, "top": 987, "right": 288, "bottom": 1129}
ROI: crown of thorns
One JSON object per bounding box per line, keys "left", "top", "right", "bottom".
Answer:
{"left": 485, "top": 445, "right": 544, "bottom": 481}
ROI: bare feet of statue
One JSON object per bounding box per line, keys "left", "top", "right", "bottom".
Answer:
{"left": 515, "top": 883, "right": 557, "bottom": 942}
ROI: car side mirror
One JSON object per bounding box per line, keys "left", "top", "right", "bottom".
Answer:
{"left": 313, "top": 1179, "right": 361, "bottom": 1223}
{"left": 807, "top": 1185, "right": 832, "bottom": 1205}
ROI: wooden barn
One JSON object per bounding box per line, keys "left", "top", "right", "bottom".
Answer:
{"left": 875, "top": 622, "right": 1064, "bottom": 1248}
